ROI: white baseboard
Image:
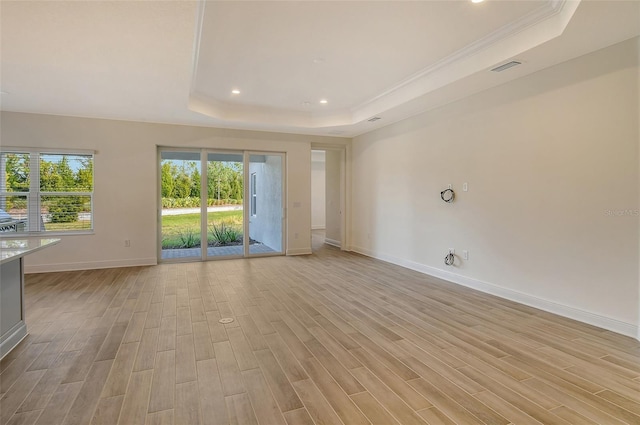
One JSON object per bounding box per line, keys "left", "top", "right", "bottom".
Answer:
{"left": 351, "top": 245, "right": 639, "bottom": 340}
{"left": 24, "top": 257, "right": 158, "bottom": 274}
{"left": 312, "top": 225, "right": 326, "bottom": 230}
{"left": 324, "top": 238, "right": 341, "bottom": 248}
{"left": 286, "top": 248, "right": 312, "bottom": 256}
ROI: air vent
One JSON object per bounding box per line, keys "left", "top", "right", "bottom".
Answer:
{"left": 491, "top": 61, "right": 521, "bottom": 72}
{"left": 367, "top": 117, "right": 381, "bottom": 122}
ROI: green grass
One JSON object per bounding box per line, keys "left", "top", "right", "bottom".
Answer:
{"left": 162, "top": 210, "right": 243, "bottom": 249}
{"left": 45, "top": 221, "right": 92, "bottom": 231}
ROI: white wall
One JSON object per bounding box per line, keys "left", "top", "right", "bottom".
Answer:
{"left": 311, "top": 150, "right": 326, "bottom": 230}
{"left": 325, "top": 150, "right": 342, "bottom": 246}
{"left": 0, "top": 113, "right": 348, "bottom": 270}
{"left": 351, "top": 37, "right": 640, "bottom": 338}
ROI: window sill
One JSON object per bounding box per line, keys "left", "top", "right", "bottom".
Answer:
{"left": 0, "top": 231, "right": 95, "bottom": 238}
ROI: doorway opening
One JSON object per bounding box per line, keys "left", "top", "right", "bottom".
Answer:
{"left": 158, "top": 149, "right": 285, "bottom": 261}
{"left": 311, "top": 148, "right": 346, "bottom": 252}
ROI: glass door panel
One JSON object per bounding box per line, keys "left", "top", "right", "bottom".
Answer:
{"left": 159, "top": 149, "right": 284, "bottom": 262}
{"left": 248, "top": 153, "right": 284, "bottom": 256}
{"left": 160, "top": 151, "right": 202, "bottom": 261}
{"left": 206, "top": 152, "right": 244, "bottom": 259}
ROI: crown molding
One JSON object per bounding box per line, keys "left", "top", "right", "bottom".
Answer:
{"left": 351, "top": 0, "right": 580, "bottom": 124}
{"left": 189, "top": 0, "right": 580, "bottom": 131}
{"left": 352, "top": 0, "right": 569, "bottom": 114}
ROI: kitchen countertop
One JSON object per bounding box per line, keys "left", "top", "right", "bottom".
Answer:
{"left": 0, "top": 238, "right": 61, "bottom": 265}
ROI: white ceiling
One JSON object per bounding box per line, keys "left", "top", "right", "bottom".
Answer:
{"left": 1, "top": 1, "right": 639, "bottom": 137}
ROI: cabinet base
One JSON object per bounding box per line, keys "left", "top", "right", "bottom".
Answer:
{"left": 0, "top": 322, "right": 27, "bottom": 360}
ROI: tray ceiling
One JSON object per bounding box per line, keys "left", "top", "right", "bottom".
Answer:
{"left": 1, "top": 1, "right": 639, "bottom": 137}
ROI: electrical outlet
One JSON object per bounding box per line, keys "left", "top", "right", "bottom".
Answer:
{"left": 463, "top": 250, "right": 468, "bottom": 260}
{"left": 463, "top": 182, "right": 468, "bottom": 192}
{"left": 124, "top": 240, "right": 131, "bottom": 248}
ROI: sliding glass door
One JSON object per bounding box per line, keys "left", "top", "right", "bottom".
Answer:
{"left": 248, "top": 153, "right": 284, "bottom": 255}
{"left": 206, "top": 152, "right": 244, "bottom": 259}
{"left": 160, "top": 151, "right": 202, "bottom": 261}
{"left": 159, "top": 149, "right": 284, "bottom": 261}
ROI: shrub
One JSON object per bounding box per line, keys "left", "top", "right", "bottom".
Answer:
{"left": 162, "top": 197, "right": 202, "bottom": 209}
{"left": 178, "top": 228, "right": 200, "bottom": 248}
{"left": 49, "top": 196, "right": 82, "bottom": 223}
{"left": 162, "top": 197, "right": 244, "bottom": 209}
{"left": 7, "top": 198, "right": 27, "bottom": 209}
{"left": 209, "top": 221, "right": 242, "bottom": 246}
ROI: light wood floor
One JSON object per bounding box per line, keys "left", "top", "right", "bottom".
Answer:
{"left": 2, "top": 237, "right": 640, "bottom": 425}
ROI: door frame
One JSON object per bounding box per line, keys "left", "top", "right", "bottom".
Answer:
{"left": 157, "top": 147, "right": 205, "bottom": 263}
{"left": 310, "top": 143, "right": 349, "bottom": 251}
{"left": 157, "top": 147, "right": 286, "bottom": 263}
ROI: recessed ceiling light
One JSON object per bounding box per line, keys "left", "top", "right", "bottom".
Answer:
{"left": 231, "top": 89, "right": 240, "bottom": 94}
{"left": 472, "top": 0, "right": 484, "bottom": 3}
{"left": 313, "top": 58, "right": 325, "bottom": 64}
{"left": 320, "top": 99, "right": 328, "bottom": 104}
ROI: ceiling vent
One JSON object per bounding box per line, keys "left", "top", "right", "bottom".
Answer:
{"left": 367, "top": 116, "right": 381, "bottom": 122}
{"left": 491, "top": 61, "right": 522, "bottom": 72}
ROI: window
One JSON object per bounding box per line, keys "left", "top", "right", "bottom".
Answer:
{"left": 250, "top": 172, "right": 257, "bottom": 216}
{"left": 0, "top": 149, "right": 94, "bottom": 234}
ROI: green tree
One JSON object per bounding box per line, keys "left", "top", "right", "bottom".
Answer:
{"left": 206, "top": 161, "right": 243, "bottom": 202}
{"left": 173, "top": 166, "right": 193, "bottom": 199}
{"left": 207, "top": 162, "right": 221, "bottom": 199}
{"left": 75, "top": 157, "right": 93, "bottom": 191}
{"left": 40, "top": 156, "right": 84, "bottom": 222}
{"left": 191, "top": 166, "right": 201, "bottom": 198}
{"left": 231, "top": 172, "right": 243, "bottom": 200}
{"left": 40, "top": 160, "right": 63, "bottom": 191}
{"left": 161, "top": 162, "right": 175, "bottom": 198}
{"left": 48, "top": 196, "right": 82, "bottom": 223}
{"left": 4, "top": 153, "right": 30, "bottom": 192}
{"left": 57, "top": 155, "right": 75, "bottom": 191}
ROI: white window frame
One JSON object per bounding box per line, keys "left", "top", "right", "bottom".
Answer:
{"left": 0, "top": 148, "right": 95, "bottom": 235}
